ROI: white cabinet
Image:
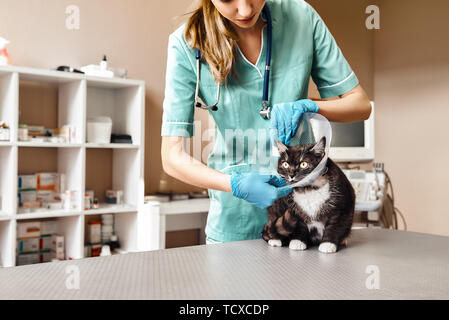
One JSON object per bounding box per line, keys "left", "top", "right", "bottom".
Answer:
{"left": 0, "top": 65, "right": 145, "bottom": 267}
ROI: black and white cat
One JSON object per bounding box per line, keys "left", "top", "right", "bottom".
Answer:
{"left": 262, "top": 136, "right": 355, "bottom": 253}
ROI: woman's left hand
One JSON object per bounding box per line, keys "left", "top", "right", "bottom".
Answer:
{"left": 270, "top": 99, "right": 319, "bottom": 145}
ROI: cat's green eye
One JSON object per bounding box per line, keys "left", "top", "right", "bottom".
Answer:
{"left": 300, "top": 162, "right": 308, "bottom": 169}
{"left": 282, "top": 162, "right": 289, "bottom": 169}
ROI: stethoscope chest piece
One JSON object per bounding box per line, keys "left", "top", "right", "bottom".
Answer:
{"left": 260, "top": 101, "right": 271, "bottom": 120}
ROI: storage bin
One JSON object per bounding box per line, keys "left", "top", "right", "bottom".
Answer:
{"left": 87, "top": 117, "right": 112, "bottom": 143}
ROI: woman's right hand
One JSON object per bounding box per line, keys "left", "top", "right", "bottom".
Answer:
{"left": 230, "top": 172, "right": 293, "bottom": 209}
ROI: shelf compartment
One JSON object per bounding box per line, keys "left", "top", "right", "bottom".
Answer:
{"left": 86, "top": 148, "right": 141, "bottom": 207}
{"left": 18, "top": 147, "right": 84, "bottom": 212}
{"left": 86, "top": 82, "right": 143, "bottom": 146}
{"left": 18, "top": 77, "right": 85, "bottom": 144}
{"left": 84, "top": 211, "right": 137, "bottom": 255}
{"left": 16, "top": 215, "right": 84, "bottom": 264}
{"left": 0, "top": 220, "right": 16, "bottom": 267}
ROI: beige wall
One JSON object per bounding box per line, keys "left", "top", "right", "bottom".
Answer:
{"left": 374, "top": 0, "right": 449, "bottom": 236}
{"left": 307, "top": 0, "right": 374, "bottom": 99}
{"left": 1, "top": 1, "right": 448, "bottom": 236}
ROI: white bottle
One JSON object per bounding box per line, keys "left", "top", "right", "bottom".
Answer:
{"left": 100, "top": 55, "right": 108, "bottom": 71}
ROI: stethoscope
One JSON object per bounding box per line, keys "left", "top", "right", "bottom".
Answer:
{"left": 194, "top": 4, "right": 273, "bottom": 120}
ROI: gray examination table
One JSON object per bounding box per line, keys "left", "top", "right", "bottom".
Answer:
{"left": 0, "top": 229, "right": 448, "bottom": 299}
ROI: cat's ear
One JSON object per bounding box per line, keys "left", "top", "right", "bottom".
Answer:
{"left": 275, "top": 139, "right": 288, "bottom": 155}
{"left": 310, "top": 136, "right": 326, "bottom": 156}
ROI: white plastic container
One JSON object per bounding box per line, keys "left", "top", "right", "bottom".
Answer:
{"left": 87, "top": 117, "right": 112, "bottom": 144}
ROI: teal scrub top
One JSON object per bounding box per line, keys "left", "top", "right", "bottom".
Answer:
{"left": 161, "top": 0, "right": 359, "bottom": 242}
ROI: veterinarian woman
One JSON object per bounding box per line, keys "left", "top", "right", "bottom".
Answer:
{"left": 161, "top": 0, "right": 371, "bottom": 244}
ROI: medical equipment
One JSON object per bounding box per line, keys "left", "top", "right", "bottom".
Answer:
{"left": 342, "top": 168, "right": 384, "bottom": 211}
{"left": 329, "top": 101, "right": 375, "bottom": 162}
{"left": 274, "top": 113, "right": 332, "bottom": 190}
{"left": 194, "top": 5, "right": 273, "bottom": 119}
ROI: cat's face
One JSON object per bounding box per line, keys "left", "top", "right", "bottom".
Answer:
{"left": 275, "top": 137, "right": 326, "bottom": 184}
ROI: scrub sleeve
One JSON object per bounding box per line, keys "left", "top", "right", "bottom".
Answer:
{"left": 307, "top": 3, "right": 359, "bottom": 98}
{"left": 161, "top": 34, "right": 196, "bottom": 138}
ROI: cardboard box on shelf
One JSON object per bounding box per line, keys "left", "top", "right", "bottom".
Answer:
{"left": 18, "top": 175, "right": 37, "bottom": 190}
{"left": 17, "top": 221, "right": 41, "bottom": 239}
{"left": 87, "top": 221, "right": 101, "bottom": 244}
{"left": 22, "top": 201, "right": 41, "bottom": 209}
{"left": 51, "top": 235, "right": 64, "bottom": 260}
{"left": 18, "top": 190, "right": 37, "bottom": 205}
{"left": 36, "top": 190, "right": 54, "bottom": 203}
{"left": 17, "top": 238, "right": 39, "bottom": 254}
{"left": 40, "top": 250, "right": 52, "bottom": 263}
{"left": 40, "top": 235, "right": 52, "bottom": 251}
{"left": 105, "top": 190, "right": 123, "bottom": 204}
{"left": 37, "top": 173, "right": 58, "bottom": 191}
{"left": 36, "top": 173, "right": 65, "bottom": 194}
{"left": 16, "top": 253, "right": 40, "bottom": 266}
{"left": 41, "top": 220, "right": 57, "bottom": 236}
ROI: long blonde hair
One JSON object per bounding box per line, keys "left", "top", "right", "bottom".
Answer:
{"left": 185, "top": 0, "right": 238, "bottom": 84}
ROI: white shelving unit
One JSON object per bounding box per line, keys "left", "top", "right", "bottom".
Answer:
{"left": 0, "top": 65, "right": 146, "bottom": 267}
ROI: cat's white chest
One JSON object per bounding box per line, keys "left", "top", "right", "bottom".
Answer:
{"left": 293, "top": 183, "right": 330, "bottom": 218}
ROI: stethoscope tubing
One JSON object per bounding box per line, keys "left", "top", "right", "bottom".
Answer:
{"left": 194, "top": 4, "right": 272, "bottom": 117}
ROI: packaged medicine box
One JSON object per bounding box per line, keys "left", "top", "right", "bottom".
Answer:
{"left": 17, "top": 221, "right": 41, "bottom": 239}
{"left": 36, "top": 190, "right": 54, "bottom": 203}
{"left": 18, "top": 175, "right": 37, "bottom": 190}
{"left": 22, "top": 201, "right": 41, "bottom": 209}
{"left": 87, "top": 221, "right": 101, "bottom": 244}
{"left": 18, "top": 190, "right": 37, "bottom": 205}
{"left": 40, "top": 235, "right": 52, "bottom": 251}
{"left": 17, "top": 253, "right": 40, "bottom": 266}
{"left": 51, "top": 235, "right": 65, "bottom": 260}
{"left": 37, "top": 173, "right": 65, "bottom": 193}
{"left": 41, "top": 250, "right": 52, "bottom": 263}
{"left": 105, "top": 190, "right": 123, "bottom": 204}
{"left": 17, "top": 238, "right": 39, "bottom": 254}
{"left": 41, "top": 220, "right": 57, "bottom": 236}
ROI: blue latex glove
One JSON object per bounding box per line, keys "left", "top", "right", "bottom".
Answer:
{"left": 270, "top": 99, "right": 319, "bottom": 145}
{"left": 230, "top": 172, "right": 293, "bottom": 209}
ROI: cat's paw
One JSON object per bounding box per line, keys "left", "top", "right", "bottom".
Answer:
{"left": 318, "top": 242, "right": 337, "bottom": 253}
{"left": 268, "top": 239, "right": 282, "bottom": 247}
{"left": 289, "top": 239, "right": 307, "bottom": 251}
